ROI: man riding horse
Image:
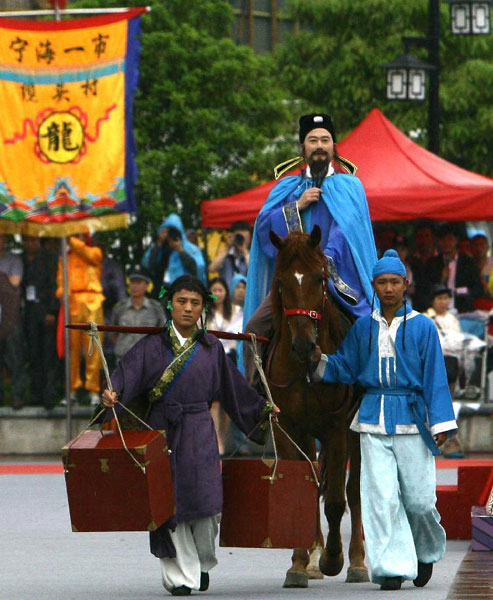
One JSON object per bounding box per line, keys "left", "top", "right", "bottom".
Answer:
{"left": 243, "top": 113, "right": 377, "bottom": 376}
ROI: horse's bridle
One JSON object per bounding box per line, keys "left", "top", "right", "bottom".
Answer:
{"left": 281, "top": 257, "right": 329, "bottom": 324}
{"left": 283, "top": 308, "right": 322, "bottom": 320}
{"left": 267, "top": 257, "right": 329, "bottom": 389}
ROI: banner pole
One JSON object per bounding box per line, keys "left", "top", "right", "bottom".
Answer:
{"left": 0, "top": 7, "right": 151, "bottom": 18}
{"left": 61, "top": 237, "right": 72, "bottom": 441}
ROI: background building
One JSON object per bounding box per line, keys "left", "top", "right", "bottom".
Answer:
{"left": 230, "top": 0, "right": 295, "bottom": 52}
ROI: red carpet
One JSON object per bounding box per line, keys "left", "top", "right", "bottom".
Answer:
{"left": 436, "top": 458, "right": 493, "bottom": 469}
{"left": 0, "top": 464, "right": 63, "bottom": 474}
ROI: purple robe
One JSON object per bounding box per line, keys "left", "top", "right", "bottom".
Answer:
{"left": 107, "top": 330, "right": 267, "bottom": 557}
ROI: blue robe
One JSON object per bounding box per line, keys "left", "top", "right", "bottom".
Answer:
{"left": 316, "top": 303, "right": 457, "bottom": 583}
{"left": 316, "top": 304, "right": 457, "bottom": 449}
{"left": 244, "top": 172, "right": 377, "bottom": 329}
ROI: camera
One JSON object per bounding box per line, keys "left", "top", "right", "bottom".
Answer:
{"left": 233, "top": 233, "right": 245, "bottom": 246}
{"left": 167, "top": 226, "right": 182, "bottom": 242}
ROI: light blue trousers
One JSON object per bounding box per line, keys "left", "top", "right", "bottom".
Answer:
{"left": 360, "top": 433, "right": 446, "bottom": 585}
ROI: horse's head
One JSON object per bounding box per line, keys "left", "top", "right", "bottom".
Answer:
{"left": 270, "top": 226, "right": 328, "bottom": 363}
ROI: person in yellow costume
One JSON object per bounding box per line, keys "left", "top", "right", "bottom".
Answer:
{"left": 56, "top": 235, "right": 104, "bottom": 405}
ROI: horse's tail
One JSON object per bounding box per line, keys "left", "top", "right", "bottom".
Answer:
{"left": 318, "top": 445, "right": 329, "bottom": 500}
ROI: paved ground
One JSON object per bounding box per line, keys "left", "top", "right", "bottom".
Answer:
{"left": 447, "top": 550, "right": 493, "bottom": 599}
{"left": 0, "top": 468, "right": 470, "bottom": 600}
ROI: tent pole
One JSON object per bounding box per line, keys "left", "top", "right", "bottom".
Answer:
{"left": 61, "top": 236, "right": 72, "bottom": 441}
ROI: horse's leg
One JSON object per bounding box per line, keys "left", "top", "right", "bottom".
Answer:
{"left": 345, "top": 430, "right": 370, "bottom": 583}
{"left": 306, "top": 500, "right": 325, "bottom": 580}
{"left": 274, "top": 426, "right": 312, "bottom": 589}
{"left": 319, "top": 417, "right": 347, "bottom": 577}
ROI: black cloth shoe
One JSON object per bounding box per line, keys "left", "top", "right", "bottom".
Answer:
{"left": 171, "top": 586, "right": 191, "bottom": 596}
{"left": 199, "top": 572, "right": 209, "bottom": 592}
{"left": 380, "top": 576, "right": 402, "bottom": 590}
{"left": 414, "top": 562, "right": 433, "bottom": 587}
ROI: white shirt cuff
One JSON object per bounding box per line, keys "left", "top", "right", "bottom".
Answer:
{"left": 312, "top": 354, "right": 328, "bottom": 382}
{"left": 430, "top": 420, "right": 458, "bottom": 436}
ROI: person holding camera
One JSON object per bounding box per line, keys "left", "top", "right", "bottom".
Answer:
{"left": 208, "top": 221, "right": 251, "bottom": 289}
{"left": 142, "top": 213, "right": 207, "bottom": 289}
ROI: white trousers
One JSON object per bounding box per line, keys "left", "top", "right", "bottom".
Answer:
{"left": 360, "top": 433, "right": 446, "bottom": 585}
{"left": 160, "top": 515, "right": 220, "bottom": 592}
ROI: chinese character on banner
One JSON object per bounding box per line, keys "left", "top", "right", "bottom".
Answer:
{"left": 0, "top": 8, "right": 146, "bottom": 236}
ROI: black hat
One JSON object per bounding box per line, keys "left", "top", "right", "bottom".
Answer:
{"left": 128, "top": 265, "right": 151, "bottom": 283}
{"left": 430, "top": 284, "right": 452, "bottom": 299}
{"left": 299, "top": 113, "right": 337, "bottom": 143}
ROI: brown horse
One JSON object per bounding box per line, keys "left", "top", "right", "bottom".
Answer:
{"left": 267, "top": 226, "right": 368, "bottom": 588}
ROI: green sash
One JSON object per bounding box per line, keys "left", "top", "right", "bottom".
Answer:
{"left": 148, "top": 325, "right": 198, "bottom": 404}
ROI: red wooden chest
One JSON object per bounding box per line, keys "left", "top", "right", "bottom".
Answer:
{"left": 220, "top": 458, "right": 318, "bottom": 548}
{"left": 62, "top": 429, "right": 174, "bottom": 532}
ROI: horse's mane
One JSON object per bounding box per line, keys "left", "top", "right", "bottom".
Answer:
{"left": 270, "top": 231, "right": 344, "bottom": 349}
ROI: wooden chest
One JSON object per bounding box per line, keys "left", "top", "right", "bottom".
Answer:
{"left": 62, "top": 430, "right": 174, "bottom": 532}
{"left": 220, "top": 458, "right": 318, "bottom": 549}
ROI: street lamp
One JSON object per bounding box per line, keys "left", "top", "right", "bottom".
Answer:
{"left": 384, "top": 54, "right": 435, "bottom": 101}
{"left": 383, "top": 0, "right": 491, "bottom": 155}
{"left": 444, "top": 0, "right": 492, "bottom": 35}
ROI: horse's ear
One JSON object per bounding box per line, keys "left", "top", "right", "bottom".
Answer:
{"left": 309, "top": 225, "right": 322, "bottom": 248}
{"left": 269, "top": 230, "right": 285, "bottom": 250}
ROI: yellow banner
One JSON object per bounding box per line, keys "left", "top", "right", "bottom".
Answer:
{"left": 0, "top": 9, "right": 144, "bottom": 235}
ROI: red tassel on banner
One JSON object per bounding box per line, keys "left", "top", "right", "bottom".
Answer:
{"left": 48, "top": 0, "right": 68, "bottom": 9}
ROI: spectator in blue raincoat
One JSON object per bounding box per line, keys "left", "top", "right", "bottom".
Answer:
{"left": 142, "top": 214, "right": 207, "bottom": 292}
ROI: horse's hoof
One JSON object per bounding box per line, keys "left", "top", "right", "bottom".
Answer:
{"left": 283, "top": 571, "right": 309, "bottom": 588}
{"left": 319, "top": 549, "right": 344, "bottom": 577}
{"left": 346, "top": 566, "right": 370, "bottom": 583}
{"left": 306, "top": 566, "right": 324, "bottom": 580}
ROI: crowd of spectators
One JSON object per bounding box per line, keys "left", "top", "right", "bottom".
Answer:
{"left": 0, "top": 219, "right": 491, "bottom": 424}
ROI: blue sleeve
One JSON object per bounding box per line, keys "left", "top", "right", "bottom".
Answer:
{"left": 141, "top": 245, "right": 153, "bottom": 271}
{"left": 321, "top": 323, "right": 362, "bottom": 384}
{"left": 420, "top": 319, "right": 456, "bottom": 431}
{"left": 186, "top": 243, "right": 207, "bottom": 283}
{"left": 256, "top": 185, "right": 304, "bottom": 259}
{"left": 325, "top": 221, "right": 368, "bottom": 309}
{"left": 256, "top": 204, "right": 290, "bottom": 260}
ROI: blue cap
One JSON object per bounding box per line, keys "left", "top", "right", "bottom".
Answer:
{"left": 229, "top": 273, "right": 247, "bottom": 299}
{"left": 372, "top": 249, "right": 406, "bottom": 280}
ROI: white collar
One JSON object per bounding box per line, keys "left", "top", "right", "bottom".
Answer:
{"left": 371, "top": 308, "right": 419, "bottom": 325}
{"left": 305, "top": 162, "right": 335, "bottom": 179}
{"left": 171, "top": 322, "right": 189, "bottom": 347}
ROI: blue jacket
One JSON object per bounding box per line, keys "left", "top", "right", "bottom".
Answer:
{"left": 316, "top": 304, "right": 457, "bottom": 452}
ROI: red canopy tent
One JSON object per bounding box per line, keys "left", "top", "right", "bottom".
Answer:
{"left": 200, "top": 108, "right": 493, "bottom": 228}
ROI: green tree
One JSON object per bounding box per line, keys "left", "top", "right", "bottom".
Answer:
{"left": 276, "top": 0, "right": 492, "bottom": 174}
{"left": 75, "top": 0, "right": 293, "bottom": 264}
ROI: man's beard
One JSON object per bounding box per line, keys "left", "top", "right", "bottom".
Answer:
{"left": 308, "top": 149, "right": 330, "bottom": 188}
